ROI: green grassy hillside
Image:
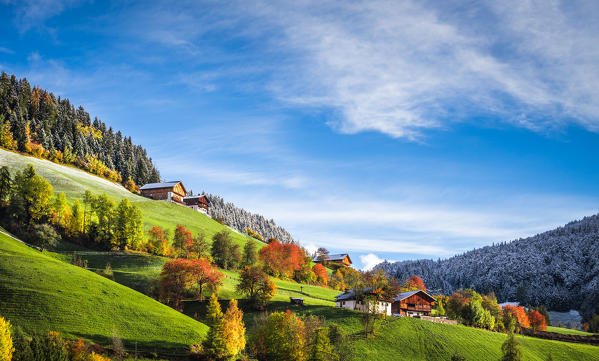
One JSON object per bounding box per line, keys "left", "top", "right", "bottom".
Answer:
{"left": 546, "top": 326, "right": 596, "bottom": 336}
{"left": 0, "top": 148, "right": 257, "bottom": 248}
{"left": 0, "top": 229, "right": 208, "bottom": 355}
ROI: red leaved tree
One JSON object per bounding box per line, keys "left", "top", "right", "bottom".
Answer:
{"left": 528, "top": 310, "right": 547, "bottom": 331}
{"left": 148, "top": 226, "right": 170, "bottom": 256}
{"left": 405, "top": 275, "right": 427, "bottom": 291}
{"left": 173, "top": 224, "right": 194, "bottom": 257}
{"left": 503, "top": 305, "right": 530, "bottom": 329}
{"left": 312, "top": 263, "right": 328, "bottom": 286}
{"left": 159, "top": 258, "right": 224, "bottom": 310}
{"left": 259, "top": 239, "right": 306, "bottom": 278}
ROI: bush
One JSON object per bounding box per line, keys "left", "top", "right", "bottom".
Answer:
{"left": 30, "top": 223, "right": 61, "bottom": 249}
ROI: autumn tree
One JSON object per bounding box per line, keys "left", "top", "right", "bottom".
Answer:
{"left": 50, "top": 192, "right": 71, "bottom": 228}
{"left": 159, "top": 258, "right": 224, "bottom": 309}
{"left": 211, "top": 230, "right": 241, "bottom": 270}
{"left": 223, "top": 299, "right": 246, "bottom": 359}
{"left": 237, "top": 266, "right": 276, "bottom": 306}
{"left": 172, "top": 224, "right": 193, "bottom": 256}
{"left": 68, "top": 200, "right": 84, "bottom": 237}
{"left": 242, "top": 238, "right": 258, "bottom": 267}
{"left": 113, "top": 198, "right": 143, "bottom": 250}
{"left": 148, "top": 226, "right": 169, "bottom": 256}
{"left": 259, "top": 239, "right": 306, "bottom": 278}
{"left": 190, "top": 231, "right": 209, "bottom": 259}
{"left": 9, "top": 164, "right": 53, "bottom": 225}
{"left": 528, "top": 310, "right": 547, "bottom": 331}
{"left": 312, "top": 264, "right": 328, "bottom": 286}
{"left": 502, "top": 305, "right": 530, "bottom": 329}
{"left": 405, "top": 275, "right": 426, "bottom": 291}
{"left": 0, "top": 316, "right": 14, "bottom": 361}
{"left": 251, "top": 311, "right": 305, "bottom": 361}
{"left": 203, "top": 294, "right": 227, "bottom": 360}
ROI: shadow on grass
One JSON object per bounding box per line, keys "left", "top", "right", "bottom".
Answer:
{"left": 70, "top": 332, "right": 193, "bottom": 359}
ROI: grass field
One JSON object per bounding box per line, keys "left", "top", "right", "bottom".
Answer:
{"left": 0, "top": 230, "right": 208, "bottom": 356}
{"left": 0, "top": 148, "right": 259, "bottom": 248}
{"left": 546, "top": 326, "right": 596, "bottom": 336}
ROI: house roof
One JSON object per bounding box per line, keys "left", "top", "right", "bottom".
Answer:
{"left": 140, "top": 181, "right": 181, "bottom": 191}
{"left": 335, "top": 287, "right": 376, "bottom": 301}
{"left": 394, "top": 290, "right": 436, "bottom": 303}
{"left": 312, "top": 253, "right": 352, "bottom": 264}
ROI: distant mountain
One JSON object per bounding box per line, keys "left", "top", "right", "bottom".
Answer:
{"left": 377, "top": 214, "right": 599, "bottom": 320}
{"left": 205, "top": 193, "right": 296, "bottom": 244}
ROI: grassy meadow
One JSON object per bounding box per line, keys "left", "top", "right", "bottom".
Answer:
{"left": 0, "top": 148, "right": 259, "bottom": 248}
{"left": 0, "top": 230, "right": 208, "bottom": 356}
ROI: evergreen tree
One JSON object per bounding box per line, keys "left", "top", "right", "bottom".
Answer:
{"left": 0, "top": 166, "right": 11, "bottom": 204}
{"left": 242, "top": 238, "right": 258, "bottom": 267}
{"left": 307, "top": 328, "right": 338, "bottom": 361}
{"left": 501, "top": 332, "right": 522, "bottom": 361}
{"left": 203, "top": 293, "right": 227, "bottom": 360}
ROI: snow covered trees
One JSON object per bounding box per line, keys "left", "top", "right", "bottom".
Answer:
{"left": 206, "top": 194, "right": 296, "bottom": 244}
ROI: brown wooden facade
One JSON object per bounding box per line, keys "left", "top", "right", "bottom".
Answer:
{"left": 183, "top": 195, "right": 210, "bottom": 212}
{"left": 392, "top": 290, "right": 435, "bottom": 317}
{"left": 313, "top": 254, "right": 352, "bottom": 267}
{"left": 140, "top": 181, "right": 187, "bottom": 204}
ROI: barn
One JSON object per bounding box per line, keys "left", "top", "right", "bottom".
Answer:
{"left": 139, "top": 181, "right": 187, "bottom": 204}
{"left": 392, "top": 290, "right": 436, "bottom": 317}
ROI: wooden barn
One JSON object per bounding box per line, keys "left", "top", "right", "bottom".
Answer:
{"left": 139, "top": 181, "right": 187, "bottom": 204}
{"left": 392, "top": 290, "right": 436, "bottom": 317}
{"left": 335, "top": 288, "right": 392, "bottom": 315}
{"left": 183, "top": 195, "right": 210, "bottom": 213}
{"left": 312, "top": 253, "right": 352, "bottom": 267}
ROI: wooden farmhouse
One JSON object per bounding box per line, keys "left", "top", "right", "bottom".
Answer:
{"left": 183, "top": 195, "right": 210, "bottom": 214}
{"left": 312, "top": 253, "right": 352, "bottom": 268}
{"left": 335, "top": 288, "right": 392, "bottom": 316}
{"left": 139, "top": 181, "right": 187, "bottom": 205}
{"left": 392, "top": 290, "right": 436, "bottom": 317}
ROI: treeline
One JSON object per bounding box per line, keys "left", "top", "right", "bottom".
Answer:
{"left": 0, "top": 73, "right": 160, "bottom": 188}
{"left": 0, "top": 164, "right": 145, "bottom": 252}
{"left": 206, "top": 193, "right": 296, "bottom": 244}
{"left": 377, "top": 213, "right": 599, "bottom": 322}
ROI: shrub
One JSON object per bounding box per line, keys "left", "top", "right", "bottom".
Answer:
{"left": 30, "top": 223, "right": 61, "bottom": 249}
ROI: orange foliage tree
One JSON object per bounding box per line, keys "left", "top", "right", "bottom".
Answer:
{"left": 173, "top": 224, "right": 194, "bottom": 257}
{"left": 312, "top": 263, "right": 328, "bottom": 286}
{"left": 159, "top": 258, "right": 224, "bottom": 309}
{"left": 259, "top": 239, "right": 306, "bottom": 278}
{"left": 528, "top": 310, "right": 547, "bottom": 331}
{"left": 405, "top": 275, "right": 427, "bottom": 291}
{"left": 502, "top": 305, "right": 530, "bottom": 329}
{"left": 148, "top": 226, "right": 170, "bottom": 256}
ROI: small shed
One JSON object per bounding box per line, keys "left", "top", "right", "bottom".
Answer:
{"left": 290, "top": 297, "right": 304, "bottom": 306}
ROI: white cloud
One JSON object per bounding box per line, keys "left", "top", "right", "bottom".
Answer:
{"left": 241, "top": 0, "right": 599, "bottom": 139}
{"left": 360, "top": 253, "right": 388, "bottom": 271}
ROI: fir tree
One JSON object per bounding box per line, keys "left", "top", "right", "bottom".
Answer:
{"left": 501, "top": 332, "right": 522, "bottom": 361}
{"left": 242, "top": 238, "right": 258, "bottom": 267}
{"left": 307, "top": 328, "right": 338, "bottom": 361}
{"left": 203, "top": 293, "right": 227, "bottom": 360}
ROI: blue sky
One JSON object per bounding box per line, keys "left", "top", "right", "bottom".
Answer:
{"left": 2, "top": 0, "right": 599, "bottom": 270}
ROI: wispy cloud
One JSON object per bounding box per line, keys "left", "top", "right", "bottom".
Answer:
{"left": 2, "top": 0, "right": 86, "bottom": 32}
{"left": 237, "top": 0, "right": 599, "bottom": 139}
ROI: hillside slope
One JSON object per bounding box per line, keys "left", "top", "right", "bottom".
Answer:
{"left": 0, "top": 229, "right": 208, "bottom": 355}
{"left": 378, "top": 214, "right": 599, "bottom": 318}
{"left": 0, "top": 148, "right": 258, "bottom": 248}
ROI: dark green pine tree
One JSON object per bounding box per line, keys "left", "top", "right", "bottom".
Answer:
{"left": 501, "top": 332, "right": 522, "bottom": 361}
